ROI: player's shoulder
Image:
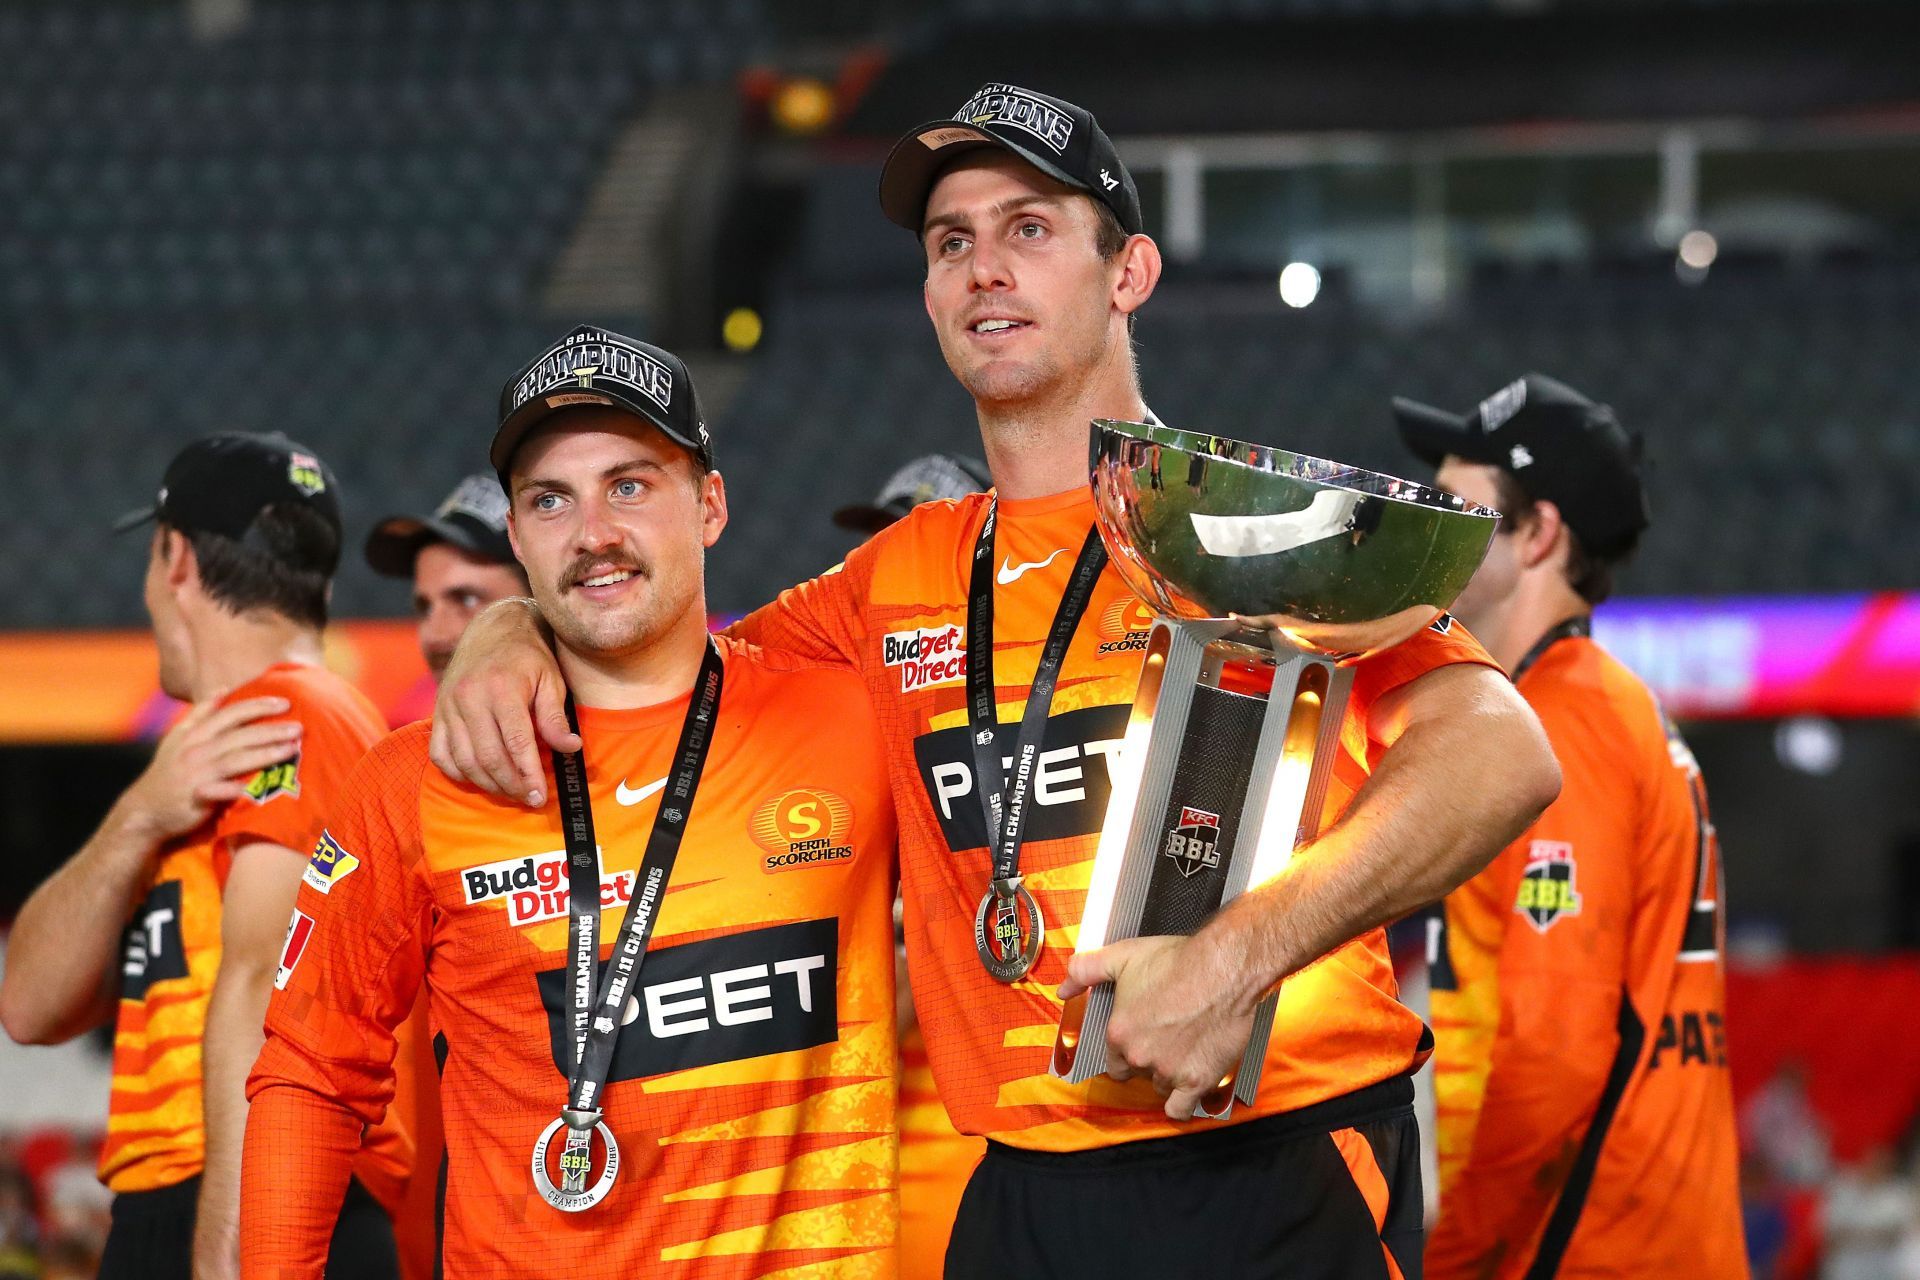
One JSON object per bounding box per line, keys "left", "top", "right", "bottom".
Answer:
{"left": 231, "top": 663, "right": 383, "bottom": 735}
{"left": 344, "top": 720, "right": 435, "bottom": 794}
{"left": 717, "top": 634, "right": 872, "bottom": 705}
{"left": 857, "top": 490, "right": 990, "bottom": 569}
{"left": 1526, "top": 637, "right": 1664, "bottom": 746}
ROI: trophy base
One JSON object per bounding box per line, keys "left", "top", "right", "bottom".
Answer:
{"left": 1052, "top": 618, "right": 1352, "bottom": 1117}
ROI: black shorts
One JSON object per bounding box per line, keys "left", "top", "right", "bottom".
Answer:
{"left": 97, "top": 1174, "right": 397, "bottom": 1280}
{"left": 946, "top": 1076, "right": 1422, "bottom": 1280}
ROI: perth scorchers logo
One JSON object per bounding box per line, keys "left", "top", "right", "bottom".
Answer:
{"left": 1097, "top": 597, "right": 1156, "bottom": 656}
{"left": 750, "top": 789, "right": 855, "bottom": 874}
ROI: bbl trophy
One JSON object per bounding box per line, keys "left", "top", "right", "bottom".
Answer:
{"left": 1050, "top": 419, "right": 1497, "bottom": 1117}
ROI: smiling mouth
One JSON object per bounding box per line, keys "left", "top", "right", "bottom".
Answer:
{"left": 575, "top": 569, "right": 638, "bottom": 589}
{"left": 970, "top": 318, "right": 1029, "bottom": 334}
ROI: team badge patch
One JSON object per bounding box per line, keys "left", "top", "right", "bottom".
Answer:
{"left": 302, "top": 830, "right": 359, "bottom": 895}
{"left": 244, "top": 755, "right": 301, "bottom": 804}
{"left": 1515, "top": 839, "right": 1582, "bottom": 932}
{"left": 749, "top": 789, "right": 855, "bottom": 874}
{"left": 1163, "top": 806, "right": 1222, "bottom": 879}
{"left": 274, "top": 909, "right": 315, "bottom": 990}
{"left": 287, "top": 452, "right": 327, "bottom": 496}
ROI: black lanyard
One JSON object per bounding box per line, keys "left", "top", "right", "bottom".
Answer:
{"left": 554, "top": 638, "right": 724, "bottom": 1126}
{"left": 1510, "top": 614, "right": 1592, "bottom": 683}
{"left": 964, "top": 499, "right": 1106, "bottom": 978}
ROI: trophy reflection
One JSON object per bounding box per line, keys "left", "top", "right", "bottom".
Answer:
{"left": 1051, "top": 419, "right": 1497, "bottom": 1118}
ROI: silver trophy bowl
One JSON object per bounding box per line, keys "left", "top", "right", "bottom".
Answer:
{"left": 1090, "top": 419, "right": 1498, "bottom": 659}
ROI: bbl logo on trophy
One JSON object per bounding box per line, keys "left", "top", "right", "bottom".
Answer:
{"left": 1051, "top": 418, "right": 1497, "bottom": 1117}
{"left": 1164, "top": 807, "right": 1222, "bottom": 878}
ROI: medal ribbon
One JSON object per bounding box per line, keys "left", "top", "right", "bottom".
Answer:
{"left": 551, "top": 637, "right": 725, "bottom": 1194}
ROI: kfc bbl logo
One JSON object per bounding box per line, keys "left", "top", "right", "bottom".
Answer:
{"left": 1163, "top": 806, "right": 1222, "bottom": 879}
{"left": 1515, "top": 839, "right": 1582, "bottom": 932}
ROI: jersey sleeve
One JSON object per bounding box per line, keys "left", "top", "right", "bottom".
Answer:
{"left": 1349, "top": 614, "right": 1501, "bottom": 721}
{"left": 728, "top": 547, "right": 873, "bottom": 664}
{"left": 212, "top": 682, "right": 369, "bottom": 884}
{"left": 1426, "top": 692, "right": 1638, "bottom": 1277}
{"left": 241, "top": 725, "right": 434, "bottom": 1280}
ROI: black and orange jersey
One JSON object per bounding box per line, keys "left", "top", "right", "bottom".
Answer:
{"left": 1427, "top": 634, "right": 1747, "bottom": 1279}
{"left": 100, "top": 662, "right": 404, "bottom": 1200}
{"left": 895, "top": 1023, "right": 983, "bottom": 1280}
{"left": 243, "top": 637, "right": 901, "bottom": 1279}
{"left": 735, "top": 487, "right": 1498, "bottom": 1152}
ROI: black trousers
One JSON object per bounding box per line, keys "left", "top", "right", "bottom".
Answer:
{"left": 946, "top": 1076, "right": 1423, "bottom": 1280}
{"left": 97, "top": 1174, "right": 397, "bottom": 1280}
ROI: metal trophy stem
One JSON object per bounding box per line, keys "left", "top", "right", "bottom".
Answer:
{"left": 1051, "top": 419, "right": 1497, "bottom": 1118}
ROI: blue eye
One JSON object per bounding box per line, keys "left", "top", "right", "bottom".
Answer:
{"left": 613, "top": 479, "right": 643, "bottom": 499}
{"left": 533, "top": 493, "right": 562, "bottom": 513}
{"left": 1016, "top": 222, "right": 1043, "bottom": 239}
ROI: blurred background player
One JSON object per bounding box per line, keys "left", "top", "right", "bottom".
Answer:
{"left": 366, "top": 473, "right": 529, "bottom": 685}
{"left": 1398, "top": 376, "right": 1747, "bottom": 1278}
{"left": 242, "top": 330, "right": 900, "bottom": 1277}
{"left": 0, "top": 434, "right": 408, "bottom": 1280}
{"left": 831, "top": 452, "right": 991, "bottom": 1280}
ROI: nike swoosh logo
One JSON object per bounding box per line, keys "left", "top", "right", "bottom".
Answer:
{"left": 998, "top": 548, "right": 1069, "bottom": 585}
{"left": 615, "top": 776, "right": 668, "bottom": 807}
{"left": 1189, "top": 490, "right": 1363, "bottom": 557}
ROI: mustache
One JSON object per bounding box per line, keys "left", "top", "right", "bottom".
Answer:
{"left": 559, "top": 553, "right": 649, "bottom": 591}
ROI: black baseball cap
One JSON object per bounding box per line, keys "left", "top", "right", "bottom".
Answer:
{"left": 113, "top": 431, "right": 343, "bottom": 574}
{"left": 1394, "top": 373, "right": 1650, "bottom": 557}
{"left": 493, "top": 325, "right": 713, "bottom": 484}
{"left": 832, "top": 453, "right": 992, "bottom": 533}
{"left": 364, "top": 474, "right": 515, "bottom": 578}
{"left": 879, "top": 82, "right": 1143, "bottom": 237}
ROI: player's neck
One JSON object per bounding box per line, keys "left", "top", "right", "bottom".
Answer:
{"left": 556, "top": 603, "right": 713, "bottom": 711}
{"left": 1476, "top": 576, "right": 1591, "bottom": 674}
{"left": 977, "top": 359, "right": 1147, "bottom": 502}
{"left": 187, "top": 613, "right": 324, "bottom": 702}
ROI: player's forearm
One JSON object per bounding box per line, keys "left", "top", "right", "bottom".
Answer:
{"left": 240, "top": 1083, "right": 363, "bottom": 1280}
{"left": 196, "top": 955, "right": 274, "bottom": 1280}
{"left": 0, "top": 797, "right": 164, "bottom": 1044}
{"left": 1198, "top": 686, "right": 1558, "bottom": 1008}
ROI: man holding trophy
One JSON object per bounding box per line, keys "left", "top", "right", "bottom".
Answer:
{"left": 432, "top": 83, "right": 1560, "bottom": 1276}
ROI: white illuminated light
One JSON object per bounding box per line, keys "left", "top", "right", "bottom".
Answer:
{"left": 1678, "top": 229, "right": 1718, "bottom": 269}
{"left": 1774, "top": 716, "right": 1842, "bottom": 777}
{"left": 1278, "top": 262, "right": 1321, "bottom": 309}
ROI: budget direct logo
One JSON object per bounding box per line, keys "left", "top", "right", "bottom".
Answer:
{"left": 882, "top": 623, "right": 967, "bottom": 692}
{"left": 750, "top": 788, "right": 855, "bottom": 874}
{"left": 460, "top": 849, "right": 637, "bottom": 928}
{"left": 1096, "top": 598, "right": 1156, "bottom": 656}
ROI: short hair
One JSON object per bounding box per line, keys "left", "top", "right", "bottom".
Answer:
{"left": 1491, "top": 470, "right": 1636, "bottom": 606}
{"left": 1088, "top": 197, "right": 1140, "bottom": 339}
{"left": 165, "top": 503, "right": 336, "bottom": 629}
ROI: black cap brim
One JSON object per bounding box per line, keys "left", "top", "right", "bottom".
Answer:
{"left": 364, "top": 515, "right": 505, "bottom": 578}
{"left": 490, "top": 391, "right": 703, "bottom": 482}
{"left": 111, "top": 506, "right": 158, "bottom": 535}
{"left": 879, "top": 120, "right": 1091, "bottom": 234}
{"left": 1392, "top": 397, "right": 1504, "bottom": 469}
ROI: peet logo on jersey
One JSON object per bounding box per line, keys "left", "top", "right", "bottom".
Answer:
{"left": 1164, "top": 806, "right": 1222, "bottom": 878}
{"left": 461, "top": 848, "right": 637, "bottom": 928}
{"left": 1096, "top": 597, "right": 1156, "bottom": 656}
{"left": 1515, "top": 839, "right": 1582, "bottom": 932}
{"left": 914, "top": 703, "right": 1129, "bottom": 852}
{"left": 750, "top": 789, "right": 855, "bottom": 874}
{"left": 244, "top": 754, "right": 301, "bottom": 804}
{"left": 274, "top": 909, "right": 315, "bottom": 990}
{"left": 535, "top": 917, "right": 839, "bottom": 1081}
{"left": 120, "top": 879, "right": 188, "bottom": 1000}
{"left": 301, "top": 830, "right": 359, "bottom": 895}
{"left": 882, "top": 623, "right": 967, "bottom": 692}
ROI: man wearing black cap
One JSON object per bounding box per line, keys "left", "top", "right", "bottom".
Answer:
{"left": 0, "top": 434, "right": 407, "bottom": 1280}
{"left": 1396, "top": 376, "right": 1747, "bottom": 1279}
{"left": 832, "top": 453, "right": 992, "bottom": 537}
{"left": 431, "top": 91, "right": 1559, "bottom": 1276}
{"left": 242, "top": 329, "right": 901, "bottom": 1278}
{"left": 367, "top": 475, "right": 528, "bottom": 682}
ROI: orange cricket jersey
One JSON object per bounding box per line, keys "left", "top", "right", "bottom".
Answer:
{"left": 735, "top": 487, "right": 1498, "bottom": 1152}
{"left": 244, "top": 637, "right": 901, "bottom": 1279}
{"left": 100, "top": 662, "right": 411, "bottom": 1206}
{"left": 895, "top": 1023, "right": 982, "bottom": 1280}
{"left": 1427, "top": 635, "right": 1746, "bottom": 1279}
